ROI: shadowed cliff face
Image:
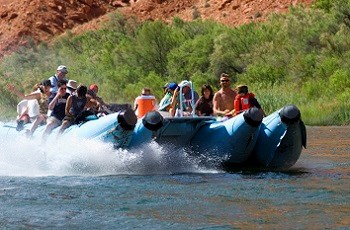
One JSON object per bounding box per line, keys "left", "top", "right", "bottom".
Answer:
{"left": 0, "top": 0, "right": 313, "bottom": 58}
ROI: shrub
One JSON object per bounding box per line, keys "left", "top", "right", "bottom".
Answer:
{"left": 1, "top": 5, "right": 350, "bottom": 124}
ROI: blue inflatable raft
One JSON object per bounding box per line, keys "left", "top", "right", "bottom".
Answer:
{"left": 0, "top": 104, "right": 306, "bottom": 170}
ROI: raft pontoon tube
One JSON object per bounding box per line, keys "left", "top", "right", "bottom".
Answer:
{"left": 0, "top": 104, "right": 306, "bottom": 170}
{"left": 251, "top": 104, "right": 307, "bottom": 169}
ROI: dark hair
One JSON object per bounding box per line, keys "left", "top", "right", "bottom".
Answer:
{"left": 57, "top": 80, "right": 67, "bottom": 88}
{"left": 87, "top": 89, "right": 96, "bottom": 98}
{"left": 77, "top": 85, "right": 87, "bottom": 97}
{"left": 41, "top": 79, "right": 52, "bottom": 87}
{"left": 237, "top": 85, "right": 248, "bottom": 94}
{"left": 201, "top": 84, "right": 214, "bottom": 100}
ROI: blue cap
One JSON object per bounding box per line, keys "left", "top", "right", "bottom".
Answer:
{"left": 167, "top": 82, "right": 178, "bottom": 90}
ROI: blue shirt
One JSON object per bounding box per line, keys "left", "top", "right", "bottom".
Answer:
{"left": 49, "top": 75, "right": 67, "bottom": 94}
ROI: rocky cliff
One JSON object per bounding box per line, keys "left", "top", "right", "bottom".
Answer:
{"left": 0, "top": 0, "right": 313, "bottom": 58}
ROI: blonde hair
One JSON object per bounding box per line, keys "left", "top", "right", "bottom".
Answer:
{"left": 142, "top": 87, "right": 151, "bottom": 95}
{"left": 220, "top": 73, "right": 229, "bottom": 79}
{"left": 32, "top": 83, "right": 41, "bottom": 91}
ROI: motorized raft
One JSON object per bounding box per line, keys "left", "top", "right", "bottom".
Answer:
{"left": 0, "top": 81, "right": 306, "bottom": 170}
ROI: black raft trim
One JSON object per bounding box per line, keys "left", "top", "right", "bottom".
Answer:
{"left": 243, "top": 107, "right": 263, "bottom": 127}
{"left": 118, "top": 109, "right": 137, "bottom": 130}
{"left": 142, "top": 111, "right": 164, "bottom": 131}
{"left": 279, "top": 105, "right": 301, "bottom": 125}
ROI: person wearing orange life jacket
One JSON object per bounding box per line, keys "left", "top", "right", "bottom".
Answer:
{"left": 234, "top": 85, "right": 266, "bottom": 117}
{"left": 134, "top": 87, "right": 157, "bottom": 118}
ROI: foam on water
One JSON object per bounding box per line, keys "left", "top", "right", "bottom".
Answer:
{"left": 0, "top": 126, "right": 221, "bottom": 177}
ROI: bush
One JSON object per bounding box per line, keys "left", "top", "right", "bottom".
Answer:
{"left": 1, "top": 7, "right": 350, "bottom": 124}
{"left": 167, "top": 35, "right": 214, "bottom": 81}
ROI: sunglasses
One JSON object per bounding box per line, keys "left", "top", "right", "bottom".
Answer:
{"left": 60, "top": 87, "right": 67, "bottom": 90}
{"left": 220, "top": 79, "right": 230, "bottom": 82}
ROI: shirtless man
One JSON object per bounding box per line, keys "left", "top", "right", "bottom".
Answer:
{"left": 213, "top": 73, "right": 237, "bottom": 117}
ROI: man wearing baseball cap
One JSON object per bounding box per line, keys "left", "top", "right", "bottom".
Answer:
{"left": 49, "top": 65, "right": 68, "bottom": 95}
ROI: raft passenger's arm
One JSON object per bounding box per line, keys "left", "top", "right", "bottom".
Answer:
{"left": 65, "top": 96, "right": 73, "bottom": 116}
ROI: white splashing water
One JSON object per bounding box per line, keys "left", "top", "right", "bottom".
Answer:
{"left": 0, "top": 123, "right": 221, "bottom": 177}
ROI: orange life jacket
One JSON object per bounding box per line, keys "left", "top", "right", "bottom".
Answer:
{"left": 234, "top": 93, "right": 255, "bottom": 115}
{"left": 135, "top": 95, "right": 157, "bottom": 118}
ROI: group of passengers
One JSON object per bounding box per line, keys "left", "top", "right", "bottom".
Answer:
{"left": 7, "top": 66, "right": 265, "bottom": 137}
{"left": 7, "top": 65, "right": 107, "bottom": 138}
{"left": 211, "top": 72, "right": 266, "bottom": 118}
{"left": 157, "top": 80, "right": 201, "bottom": 117}
{"left": 155, "top": 73, "right": 265, "bottom": 118}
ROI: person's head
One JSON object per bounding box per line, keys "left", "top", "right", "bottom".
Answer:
{"left": 166, "top": 82, "right": 178, "bottom": 93}
{"left": 219, "top": 73, "right": 231, "bottom": 88}
{"left": 201, "top": 84, "right": 213, "bottom": 99}
{"left": 237, "top": 85, "right": 248, "bottom": 95}
{"left": 32, "top": 83, "right": 41, "bottom": 92}
{"left": 76, "top": 85, "right": 88, "bottom": 98}
{"left": 87, "top": 89, "right": 96, "bottom": 98}
{"left": 183, "top": 86, "right": 191, "bottom": 94}
{"left": 56, "top": 65, "right": 68, "bottom": 79}
{"left": 57, "top": 80, "right": 67, "bottom": 94}
{"left": 67, "top": 80, "right": 77, "bottom": 94}
{"left": 141, "top": 87, "right": 151, "bottom": 96}
{"left": 162, "top": 83, "right": 169, "bottom": 94}
{"left": 179, "top": 80, "right": 191, "bottom": 94}
{"left": 41, "top": 79, "right": 52, "bottom": 94}
{"left": 89, "top": 84, "right": 99, "bottom": 94}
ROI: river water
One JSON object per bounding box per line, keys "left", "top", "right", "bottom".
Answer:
{"left": 0, "top": 126, "right": 349, "bottom": 229}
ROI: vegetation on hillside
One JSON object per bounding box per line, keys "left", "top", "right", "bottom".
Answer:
{"left": 1, "top": 0, "right": 349, "bottom": 125}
